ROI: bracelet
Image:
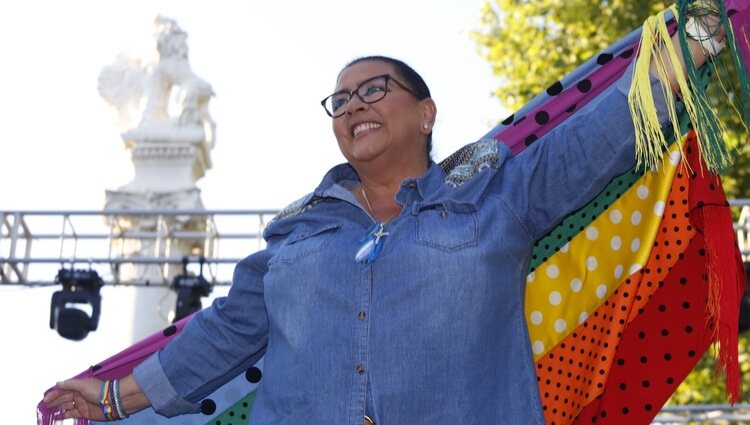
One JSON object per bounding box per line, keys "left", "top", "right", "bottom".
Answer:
{"left": 112, "top": 379, "right": 130, "bottom": 419}
{"left": 99, "top": 380, "right": 117, "bottom": 421}
{"left": 685, "top": 16, "right": 725, "bottom": 56}
{"left": 99, "top": 379, "right": 129, "bottom": 421}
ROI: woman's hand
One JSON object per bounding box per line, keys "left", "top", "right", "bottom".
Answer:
{"left": 43, "top": 378, "right": 108, "bottom": 421}
{"left": 43, "top": 375, "right": 151, "bottom": 421}
{"left": 652, "top": 5, "right": 727, "bottom": 93}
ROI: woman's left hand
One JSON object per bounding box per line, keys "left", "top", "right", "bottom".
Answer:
{"left": 43, "top": 378, "right": 108, "bottom": 421}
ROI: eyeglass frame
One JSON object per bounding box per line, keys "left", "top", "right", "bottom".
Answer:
{"left": 320, "top": 74, "right": 418, "bottom": 118}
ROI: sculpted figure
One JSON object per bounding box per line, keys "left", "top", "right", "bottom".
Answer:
{"left": 98, "top": 15, "right": 215, "bottom": 147}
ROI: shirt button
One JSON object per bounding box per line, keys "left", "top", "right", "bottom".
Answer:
{"left": 356, "top": 364, "right": 365, "bottom": 374}
{"left": 407, "top": 182, "right": 416, "bottom": 189}
{"left": 358, "top": 311, "right": 366, "bottom": 320}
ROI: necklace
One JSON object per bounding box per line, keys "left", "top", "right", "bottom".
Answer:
{"left": 355, "top": 185, "right": 390, "bottom": 265}
{"left": 360, "top": 186, "right": 375, "bottom": 218}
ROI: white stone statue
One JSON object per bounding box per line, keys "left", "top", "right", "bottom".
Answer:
{"left": 98, "top": 17, "right": 217, "bottom": 334}
{"left": 98, "top": 16, "right": 216, "bottom": 149}
{"left": 98, "top": 15, "right": 216, "bottom": 193}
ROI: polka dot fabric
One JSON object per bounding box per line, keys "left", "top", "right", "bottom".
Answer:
{"left": 535, "top": 152, "right": 693, "bottom": 424}
{"left": 572, "top": 234, "right": 713, "bottom": 425}
{"left": 526, "top": 143, "right": 683, "bottom": 359}
{"left": 531, "top": 132, "right": 745, "bottom": 424}
{"left": 528, "top": 168, "right": 642, "bottom": 272}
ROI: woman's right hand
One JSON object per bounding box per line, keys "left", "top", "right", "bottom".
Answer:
{"left": 43, "top": 377, "right": 109, "bottom": 421}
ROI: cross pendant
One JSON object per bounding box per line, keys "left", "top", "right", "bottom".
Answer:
{"left": 373, "top": 222, "right": 390, "bottom": 244}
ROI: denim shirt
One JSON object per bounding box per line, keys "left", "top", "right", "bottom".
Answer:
{"left": 134, "top": 67, "right": 671, "bottom": 424}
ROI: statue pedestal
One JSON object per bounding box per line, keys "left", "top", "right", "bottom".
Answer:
{"left": 104, "top": 124, "right": 212, "bottom": 340}
{"left": 120, "top": 122, "right": 213, "bottom": 193}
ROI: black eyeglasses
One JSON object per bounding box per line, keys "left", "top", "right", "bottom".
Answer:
{"left": 320, "top": 74, "right": 417, "bottom": 118}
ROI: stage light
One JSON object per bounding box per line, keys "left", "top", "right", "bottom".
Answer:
{"left": 49, "top": 268, "right": 103, "bottom": 341}
{"left": 172, "top": 257, "right": 212, "bottom": 323}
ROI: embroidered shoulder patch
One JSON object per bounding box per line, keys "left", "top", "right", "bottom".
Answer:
{"left": 267, "top": 192, "right": 320, "bottom": 226}
{"left": 439, "top": 139, "right": 500, "bottom": 188}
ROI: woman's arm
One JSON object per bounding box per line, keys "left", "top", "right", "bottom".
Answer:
{"left": 42, "top": 245, "right": 276, "bottom": 421}
{"left": 494, "top": 8, "right": 729, "bottom": 239}
{"left": 42, "top": 375, "right": 150, "bottom": 421}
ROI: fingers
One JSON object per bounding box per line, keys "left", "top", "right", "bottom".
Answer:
{"left": 42, "top": 388, "right": 75, "bottom": 408}
{"left": 56, "top": 378, "right": 89, "bottom": 393}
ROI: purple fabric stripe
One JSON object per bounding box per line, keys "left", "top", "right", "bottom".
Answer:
{"left": 728, "top": 2, "right": 750, "bottom": 77}
{"left": 489, "top": 18, "right": 680, "bottom": 155}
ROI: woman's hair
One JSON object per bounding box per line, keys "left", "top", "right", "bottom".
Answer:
{"left": 341, "top": 56, "right": 434, "bottom": 158}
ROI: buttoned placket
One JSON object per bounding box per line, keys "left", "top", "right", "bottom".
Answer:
{"left": 341, "top": 176, "right": 425, "bottom": 424}
{"left": 348, "top": 209, "right": 374, "bottom": 424}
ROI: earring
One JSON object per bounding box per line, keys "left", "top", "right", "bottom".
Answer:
{"left": 423, "top": 123, "right": 430, "bottom": 130}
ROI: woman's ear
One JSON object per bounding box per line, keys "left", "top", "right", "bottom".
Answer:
{"left": 420, "top": 98, "right": 437, "bottom": 134}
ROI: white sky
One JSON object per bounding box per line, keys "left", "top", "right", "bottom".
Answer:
{"left": 0, "top": 1, "right": 508, "bottom": 423}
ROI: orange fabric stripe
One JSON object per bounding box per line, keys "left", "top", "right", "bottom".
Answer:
{"left": 536, "top": 165, "right": 693, "bottom": 425}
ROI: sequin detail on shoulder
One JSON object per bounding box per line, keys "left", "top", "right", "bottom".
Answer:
{"left": 439, "top": 139, "right": 500, "bottom": 188}
{"left": 267, "top": 193, "right": 321, "bottom": 226}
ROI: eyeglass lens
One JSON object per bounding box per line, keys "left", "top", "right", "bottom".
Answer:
{"left": 323, "top": 75, "right": 389, "bottom": 117}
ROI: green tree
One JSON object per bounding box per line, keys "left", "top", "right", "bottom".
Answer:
{"left": 470, "top": 0, "right": 669, "bottom": 113}
{"left": 471, "top": 0, "right": 749, "bottom": 405}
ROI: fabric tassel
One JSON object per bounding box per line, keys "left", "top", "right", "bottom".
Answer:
{"left": 37, "top": 387, "right": 90, "bottom": 425}
{"left": 36, "top": 400, "right": 89, "bottom": 425}
{"left": 686, "top": 128, "right": 745, "bottom": 403}
{"left": 629, "top": 6, "right": 715, "bottom": 174}
{"left": 628, "top": 3, "right": 749, "bottom": 400}
{"left": 678, "top": 0, "right": 749, "bottom": 174}
{"left": 631, "top": 0, "right": 750, "bottom": 174}
{"left": 696, "top": 198, "right": 744, "bottom": 403}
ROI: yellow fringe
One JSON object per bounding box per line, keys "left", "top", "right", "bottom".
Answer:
{"left": 628, "top": 6, "right": 705, "bottom": 172}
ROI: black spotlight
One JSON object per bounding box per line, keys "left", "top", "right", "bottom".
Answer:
{"left": 49, "top": 268, "right": 103, "bottom": 341}
{"left": 172, "top": 257, "right": 212, "bottom": 323}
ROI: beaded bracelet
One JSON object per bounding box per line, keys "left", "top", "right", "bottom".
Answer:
{"left": 112, "top": 379, "right": 129, "bottom": 419}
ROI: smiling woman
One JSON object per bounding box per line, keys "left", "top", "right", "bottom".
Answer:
{"left": 37, "top": 1, "right": 750, "bottom": 424}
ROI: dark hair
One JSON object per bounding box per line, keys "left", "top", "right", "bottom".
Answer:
{"left": 341, "top": 56, "right": 434, "bottom": 158}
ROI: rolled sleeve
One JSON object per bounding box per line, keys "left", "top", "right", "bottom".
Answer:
{"left": 133, "top": 353, "right": 201, "bottom": 417}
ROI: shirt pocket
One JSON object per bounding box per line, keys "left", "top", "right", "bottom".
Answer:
{"left": 414, "top": 201, "right": 478, "bottom": 252}
{"left": 270, "top": 223, "right": 342, "bottom": 265}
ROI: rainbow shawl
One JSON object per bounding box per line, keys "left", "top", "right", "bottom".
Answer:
{"left": 38, "top": 1, "right": 750, "bottom": 424}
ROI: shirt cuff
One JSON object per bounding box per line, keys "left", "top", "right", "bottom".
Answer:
{"left": 133, "top": 352, "right": 201, "bottom": 417}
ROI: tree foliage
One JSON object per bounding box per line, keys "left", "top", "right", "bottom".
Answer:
{"left": 470, "top": 0, "right": 669, "bottom": 113}
{"left": 471, "top": 0, "right": 750, "bottom": 405}
{"left": 470, "top": 0, "right": 750, "bottom": 198}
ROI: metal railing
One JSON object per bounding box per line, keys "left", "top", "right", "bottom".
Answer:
{"left": 3, "top": 199, "right": 750, "bottom": 287}
{"left": 0, "top": 209, "right": 279, "bottom": 286}
{"left": 653, "top": 404, "right": 750, "bottom": 424}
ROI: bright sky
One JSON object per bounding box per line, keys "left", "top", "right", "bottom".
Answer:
{"left": 0, "top": 1, "right": 508, "bottom": 423}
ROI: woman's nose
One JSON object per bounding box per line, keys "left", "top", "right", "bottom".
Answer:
{"left": 345, "top": 94, "right": 368, "bottom": 115}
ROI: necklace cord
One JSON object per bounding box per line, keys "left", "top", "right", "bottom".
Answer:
{"left": 360, "top": 186, "right": 375, "bottom": 218}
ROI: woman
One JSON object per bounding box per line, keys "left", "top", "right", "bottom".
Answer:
{"left": 43, "top": 11, "right": 727, "bottom": 425}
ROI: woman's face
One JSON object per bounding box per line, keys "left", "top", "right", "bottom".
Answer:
{"left": 331, "top": 60, "right": 431, "bottom": 170}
